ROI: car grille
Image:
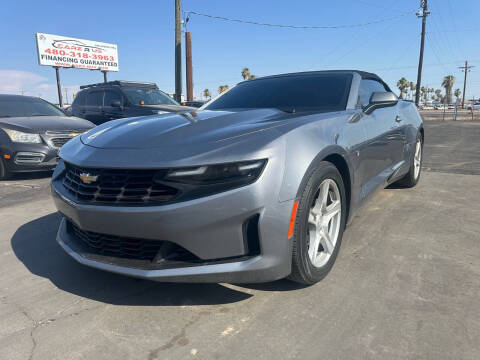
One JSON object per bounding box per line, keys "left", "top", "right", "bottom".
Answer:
{"left": 62, "top": 162, "right": 179, "bottom": 205}
{"left": 67, "top": 221, "right": 162, "bottom": 261}
{"left": 50, "top": 137, "right": 71, "bottom": 148}
{"left": 45, "top": 130, "right": 86, "bottom": 149}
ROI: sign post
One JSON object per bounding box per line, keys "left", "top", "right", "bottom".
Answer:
{"left": 35, "top": 33, "right": 118, "bottom": 104}
{"left": 54, "top": 67, "right": 63, "bottom": 107}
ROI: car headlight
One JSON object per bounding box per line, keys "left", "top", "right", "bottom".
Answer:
{"left": 161, "top": 159, "right": 267, "bottom": 199}
{"left": 3, "top": 129, "right": 42, "bottom": 143}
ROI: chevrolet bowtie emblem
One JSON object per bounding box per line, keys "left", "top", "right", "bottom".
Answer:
{"left": 79, "top": 173, "right": 98, "bottom": 184}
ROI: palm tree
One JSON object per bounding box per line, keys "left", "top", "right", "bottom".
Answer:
{"left": 409, "top": 82, "right": 416, "bottom": 100}
{"left": 241, "top": 67, "right": 251, "bottom": 80}
{"left": 218, "top": 85, "right": 229, "bottom": 94}
{"left": 397, "top": 77, "right": 409, "bottom": 99}
{"left": 435, "top": 89, "right": 442, "bottom": 102}
{"left": 203, "top": 88, "right": 211, "bottom": 100}
{"left": 421, "top": 86, "right": 427, "bottom": 102}
{"left": 249, "top": 74, "right": 257, "bottom": 79}
{"left": 441, "top": 75, "right": 455, "bottom": 104}
{"left": 454, "top": 88, "right": 461, "bottom": 103}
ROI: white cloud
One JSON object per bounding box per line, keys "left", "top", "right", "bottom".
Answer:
{"left": 0, "top": 70, "right": 80, "bottom": 104}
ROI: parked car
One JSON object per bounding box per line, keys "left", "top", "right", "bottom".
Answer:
{"left": 0, "top": 95, "right": 94, "bottom": 180}
{"left": 51, "top": 70, "right": 423, "bottom": 285}
{"left": 466, "top": 103, "right": 480, "bottom": 110}
{"left": 71, "top": 81, "right": 193, "bottom": 125}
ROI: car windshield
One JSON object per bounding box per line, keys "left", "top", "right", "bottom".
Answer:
{"left": 0, "top": 97, "right": 65, "bottom": 117}
{"left": 204, "top": 73, "right": 352, "bottom": 112}
{"left": 123, "top": 88, "right": 179, "bottom": 106}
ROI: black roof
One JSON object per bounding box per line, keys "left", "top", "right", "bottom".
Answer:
{"left": 80, "top": 80, "right": 158, "bottom": 90}
{"left": 248, "top": 70, "right": 382, "bottom": 81}
{"left": 243, "top": 70, "right": 391, "bottom": 91}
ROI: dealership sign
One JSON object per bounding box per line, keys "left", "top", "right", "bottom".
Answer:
{"left": 35, "top": 33, "right": 118, "bottom": 72}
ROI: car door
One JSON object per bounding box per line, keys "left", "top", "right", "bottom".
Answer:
{"left": 102, "top": 89, "right": 125, "bottom": 121}
{"left": 358, "top": 79, "right": 404, "bottom": 198}
{"left": 84, "top": 90, "right": 104, "bottom": 124}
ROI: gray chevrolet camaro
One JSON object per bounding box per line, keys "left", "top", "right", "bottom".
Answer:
{"left": 51, "top": 70, "right": 423, "bottom": 284}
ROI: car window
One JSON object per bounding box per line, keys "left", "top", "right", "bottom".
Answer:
{"left": 104, "top": 90, "right": 122, "bottom": 107}
{"left": 73, "top": 91, "right": 86, "bottom": 106}
{"left": 0, "top": 97, "right": 65, "bottom": 117}
{"left": 86, "top": 91, "right": 104, "bottom": 106}
{"left": 358, "top": 79, "right": 388, "bottom": 107}
{"left": 204, "top": 74, "right": 352, "bottom": 112}
{"left": 123, "top": 88, "right": 179, "bottom": 106}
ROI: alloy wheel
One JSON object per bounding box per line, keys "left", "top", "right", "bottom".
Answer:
{"left": 414, "top": 139, "right": 422, "bottom": 179}
{"left": 307, "top": 179, "right": 342, "bottom": 268}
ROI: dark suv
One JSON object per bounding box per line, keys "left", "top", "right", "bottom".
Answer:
{"left": 71, "top": 81, "right": 190, "bottom": 125}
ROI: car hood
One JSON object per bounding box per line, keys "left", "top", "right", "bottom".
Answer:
{"left": 0, "top": 116, "right": 94, "bottom": 132}
{"left": 80, "top": 109, "right": 300, "bottom": 149}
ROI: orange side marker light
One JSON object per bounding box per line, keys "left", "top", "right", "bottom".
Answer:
{"left": 4, "top": 154, "right": 10, "bottom": 159}
{"left": 288, "top": 200, "right": 299, "bottom": 239}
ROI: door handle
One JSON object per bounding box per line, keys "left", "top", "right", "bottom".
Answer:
{"left": 395, "top": 115, "right": 402, "bottom": 123}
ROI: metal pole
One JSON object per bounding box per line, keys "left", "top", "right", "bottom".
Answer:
{"left": 174, "top": 0, "right": 182, "bottom": 103}
{"left": 185, "top": 31, "right": 193, "bottom": 102}
{"left": 54, "top": 66, "right": 63, "bottom": 107}
{"left": 415, "top": 0, "right": 429, "bottom": 107}
{"left": 458, "top": 61, "right": 473, "bottom": 109}
{"left": 102, "top": 70, "right": 108, "bottom": 83}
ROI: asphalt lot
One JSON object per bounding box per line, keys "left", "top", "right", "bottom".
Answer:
{"left": 1, "top": 121, "right": 479, "bottom": 360}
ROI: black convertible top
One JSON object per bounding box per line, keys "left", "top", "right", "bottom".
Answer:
{"left": 246, "top": 70, "right": 392, "bottom": 91}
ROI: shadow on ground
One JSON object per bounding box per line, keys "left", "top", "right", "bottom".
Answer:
{"left": 11, "top": 213, "right": 302, "bottom": 306}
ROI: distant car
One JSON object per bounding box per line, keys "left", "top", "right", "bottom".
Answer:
{"left": 51, "top": 70, "right": 424, "bottom": 285}
{"left": 466, "top": 103, "right": 480, "bottom": 110}
{"left": 181, "top": 100, "right": 207, "bottom": 108}
{"left": 0, "top": 95, "right": 94, "bottom": 180}
{"left": 71, "top": 81, "right": 193, "bottom": 125}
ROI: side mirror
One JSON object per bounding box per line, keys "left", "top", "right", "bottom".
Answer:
{"left": 364, "top": 92, "right": 398, "bottom": 114}
{"left": 111, "top": 100, "right": 122, "bottom": 108}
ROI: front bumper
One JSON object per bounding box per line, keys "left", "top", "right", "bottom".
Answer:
{"left": 1, "top": 143, "right": 59, "bottom": 172}
{"left": 51, "top": 158, "right": 295, "bottom": 283}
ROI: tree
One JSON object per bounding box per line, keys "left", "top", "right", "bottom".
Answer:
{"left": 441, "top": 75, "right": 455, "bottom": 104}
{"left": 421, "top": 86, "right": 427, "bottom": 102}
{"left": 203, "top": 88, "right": 211, "bottom": 100}
{"left": 218, "top": 85, "right": 229, "bottom": 94}
{"left": 435, "top": 89, "right": 442, "bottom": 102}
{"left": 409, "top": 82, "right": 416, "bottom": 100}
{"left": 249, "top": 74, "right": 257, "bottom": 79}
{"left": 241, "top": 67, "right": 251, "bottom": 80}
{"left": 397, "top": 77, "right": 409, "bottom": 99}
{"left": 454, "top": 88, "right": 461, "bottom": 103}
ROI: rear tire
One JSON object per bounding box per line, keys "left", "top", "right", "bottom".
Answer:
{"left": 396, "top": 133, "right": 423, "bottom": 188}
{"left": 0, "top": 158, "right": 11, "bottom": 180}
{"left": 288, "top": 162, "right": 347, "bottom": 285}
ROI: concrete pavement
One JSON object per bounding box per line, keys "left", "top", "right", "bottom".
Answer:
{"left": 1, "top": 121, "right": 479, "bottom": 359}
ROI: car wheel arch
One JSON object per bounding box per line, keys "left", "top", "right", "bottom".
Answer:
{"left": 294, "top": 147, "right": 353, "bottom": 222}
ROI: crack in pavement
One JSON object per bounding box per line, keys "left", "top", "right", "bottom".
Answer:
{"left": 147, "top": 310, "right": 211, "bottom": 360}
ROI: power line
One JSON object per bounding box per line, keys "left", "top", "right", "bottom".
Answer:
{"left": 186, "top": 9, "right": 416, "bottom": 30}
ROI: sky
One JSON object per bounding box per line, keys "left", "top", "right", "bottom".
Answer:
{"left": 1, "top": 0, "right": 479, "bottom": 104}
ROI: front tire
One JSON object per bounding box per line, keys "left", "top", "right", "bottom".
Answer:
{"left": 289, "top": 162, "right": 347, "bottom": 285}
{"left": 0, "top": 158, "right": 11, "bottom": 180}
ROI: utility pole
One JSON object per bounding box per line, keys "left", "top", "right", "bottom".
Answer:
{"left": 64, "top": 88, "right": 69, "bottom": 105}
{"left": 185, "top": 31, "right": 193, "bottom": 102}
{"left": 174, "top": 0, "right": 182, "bottom": 103}
{"left": 54, "top": 66, "right": 63, "bottom": 107}
{"left": 415, "top": 0, "right": 430, "bottom": 107}
{"left": 459, "top": 61, "right": 474, "bottom": 109}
